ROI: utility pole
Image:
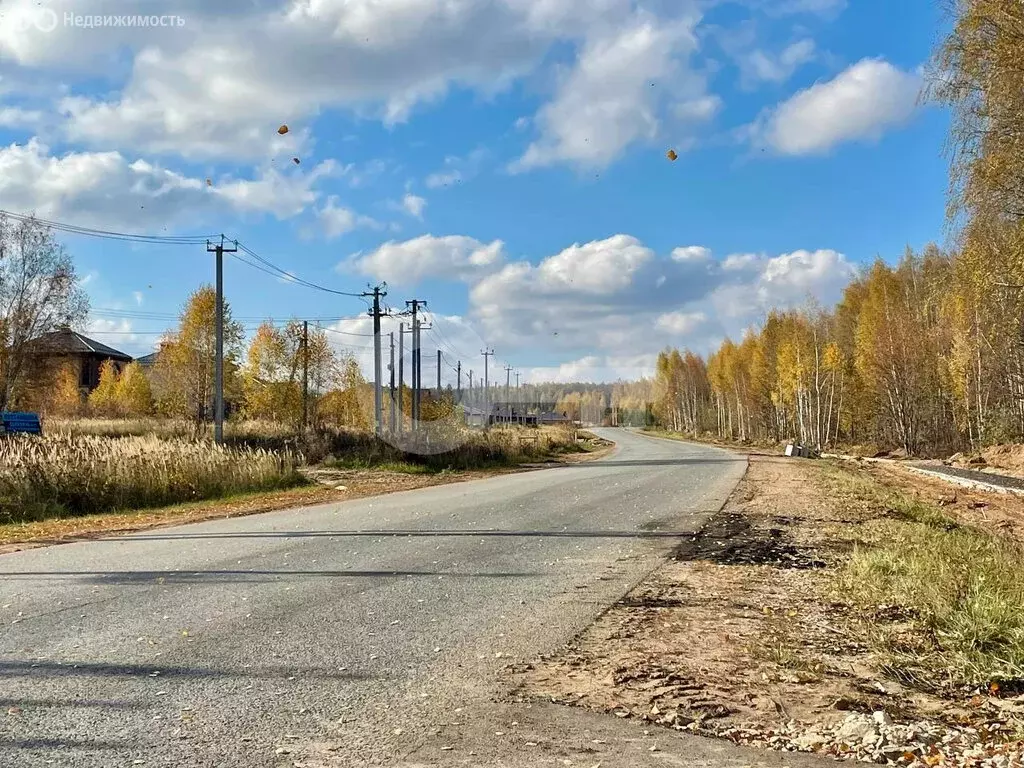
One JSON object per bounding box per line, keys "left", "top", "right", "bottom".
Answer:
{"left": 504, "top": 365, "right": 513, "bottom": 424}
{"left": 302, "top": 320, "right": 309, "bottom": 432}
{"left": 207, "top": 236, "right": 237, "bottom": 444}
{"left": 397, "top": 322, "right": 405, "bottom": 436}
{"left": 406, "top": 300, "right": 426, "bottom": 429}
{"left": 457, "top": 360, "right": 462, "bottom": 398}
{"left": 437, "top": 350, "right": 442, "bottom": 396}
{"left": 481, "top": 349, "right": 494, "bottom": 427}
{"left": 365, "top": 284, "right": 387, "bottom": 437}
{"left": 389, "top": 331, "right": 396, "bottom": 434}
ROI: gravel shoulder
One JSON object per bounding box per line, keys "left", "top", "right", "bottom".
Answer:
{"left": 512, "top": 453, "right": 1024, "bottom": 767}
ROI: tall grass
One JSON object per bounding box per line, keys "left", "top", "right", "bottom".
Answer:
{"left": 318, "top": 425, "right": 585, "bottom": 471}
{"left": 47, "top": 419, "right": 584, "bottom": 464}
{"left": 836, "top": 479, "right": 1024, "bottom": 691}
{"left": 0, "top": 434, "right": 304, "bottom": 524}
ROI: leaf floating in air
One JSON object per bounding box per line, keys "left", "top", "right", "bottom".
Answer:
{"left": 278, "top": 124, "right": 289, "bottom": 135}
{"left": 292, "top": 157, "right": 301, "bottom": 165}
{"left": 205, "top": 178, "right": 212, "bottom": 187}
{"left": 666, "top": 149, "right": 678, "bottom": 161}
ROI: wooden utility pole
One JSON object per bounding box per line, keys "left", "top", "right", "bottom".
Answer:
{"left": 206, "top": 236, "right": 237, "bottom": 444}
{"left": 437, "top": 349, "right": 442, "bottom": 396}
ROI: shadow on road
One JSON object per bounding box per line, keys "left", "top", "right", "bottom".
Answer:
{"left": 582, "top": 458, "right": 744, "bottom": 468}
{"left": 0, "top": 568, "right": 543, "bottom": 583}
{"left": 105, "top": 529, "right": 701, "bottom": 544}
{"left": 0, "top": 660, "right": 371, "bottom": 681}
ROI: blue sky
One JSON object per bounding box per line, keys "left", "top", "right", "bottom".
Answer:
{"left": 0, "top": 0, "right": 948, "bottom": 383}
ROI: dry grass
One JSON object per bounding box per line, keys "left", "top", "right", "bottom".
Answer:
{"left": 0, "top": 434, "right": 304, "bottom": 523}
{"left": 823, "top": 464, "right": 1024, "bottom": 692}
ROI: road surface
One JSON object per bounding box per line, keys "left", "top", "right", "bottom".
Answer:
{"left": 0, "top": 429, "right": 822, "bottom": 767}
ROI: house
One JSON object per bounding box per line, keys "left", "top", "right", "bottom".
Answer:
{"left": 33, "top": 328, "right": 133, "bottom": 393}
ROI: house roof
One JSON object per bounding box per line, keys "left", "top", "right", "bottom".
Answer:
{"left": 135, "top": 351, "right": 159, "bottom": 368}
{"left": 36, "top": 329, "right": 133, "bottom": 361}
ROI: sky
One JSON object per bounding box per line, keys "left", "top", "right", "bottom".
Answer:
{"left": 0, "top": 0, "right": 949, "bottom": 385}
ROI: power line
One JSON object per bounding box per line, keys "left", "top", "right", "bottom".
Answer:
{"left": 0, "top": 209, "right": 370, "bottom": 302}
{"left": 0, "top": 209, "right": 216, "bottom": 245}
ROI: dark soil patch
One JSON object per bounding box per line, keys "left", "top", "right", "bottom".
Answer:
{"left": 672, "top": 511, "right": 827, "bottom": 569}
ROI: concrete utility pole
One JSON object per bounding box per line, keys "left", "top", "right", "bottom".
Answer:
{"left": 405, "top": 300, "right": 427, "bottom": 429}
{"left": 207, "top": 236, "right": 237, "bottom": 445}
{"left": 481, "top": 349, "right": 494, "bottom": 427}
{"left": 504, "top": 365, "right": 513, "bottom": 424}
{"left": 302, "top": 320, "right": 309, "bottom": 432}
{"left": 397, "top": 322, "right": 405, "bottom": 436}
{"left": 389, "top": 331, "right": 396, "bottom": 434}
{"left": 437, "top": 349, "right": 442, "bottom": 396}
{"left": 365, "top": 284, "right": 387, "bottom": 437}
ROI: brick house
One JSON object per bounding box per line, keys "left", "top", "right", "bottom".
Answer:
{"left": 33, "top": 328, "right": 133, "bottom": 393}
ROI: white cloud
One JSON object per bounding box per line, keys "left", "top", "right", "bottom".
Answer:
{"left": 425, "top": 148, "right": 487, "bottom": 189}
{"left": 0, "top": 106, "right": 43, "bottom": 128}
{"left": 20, "top": 0, "right": 642, "bottom": 161}
{"left": 751, "top": 58, "right": 922, "bottom": 155}
{"left": 656, "top": 311, "right": 707, "bottom": 335}
{"left": 0, "top": 138, "right": 337, "bottom": 232}
{"left": 402, "top": 193, "right": 427, "bottom": 219}
{"left": 348, "top": 234, "right": 506, "bottom": 286}
{"left": 672, "top": 245, "right": 711, "bottom": 262}
{"left": 214, "top": 160, "right": 337, "bottom": 219}
{"left": 83, "top": 317, "right": 146, "bottom": 357}
{"left": 133, "top": 291, "right": 144, "bottom": 306}
{"left": 317, "top": 195, "right": 379, "bottom": 239}
{"left": 462, "top": 234, "right": 858, "bottom": 361}
{"left": 526, "top": 353, "right": 658, "bottom": 384}
{"left": 738, "top": 39, "right": 816, "bottom": 87}
{"left": 513, "top": 8, "right": 709, "bottom": 170}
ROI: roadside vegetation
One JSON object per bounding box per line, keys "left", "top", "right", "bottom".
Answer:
{"left": 0, "top": 434, "right": 304, "bottom": 524}
{"left": 827, "top": 466, "right": 1024, "bottom": 693}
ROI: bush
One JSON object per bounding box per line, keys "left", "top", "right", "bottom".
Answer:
{"left": 0, "top": 434, "right": 304, "bottom": 524}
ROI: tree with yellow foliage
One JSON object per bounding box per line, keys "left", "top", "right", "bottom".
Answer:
{"left": 114, "top": 361, "right": 153, "bottom": 417}
{"left": 88, "top": 360, "right": 120, "bottom": 416}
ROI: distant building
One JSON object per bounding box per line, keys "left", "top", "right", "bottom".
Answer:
{"left": 32, "top": 328, "right": 132, "bottom": 393}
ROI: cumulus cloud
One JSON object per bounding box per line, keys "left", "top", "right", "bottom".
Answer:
{"left": 317, "top": 196, "right": 379, "bottom": 239}
{"left": 8, "top": 0, "right": 656, "bottom": 162}
{"left": 750, "top": 58, "right": 922, "bottom": 155}
{"left": 348, "top": 234, "right": 506, "bottom": 286}
{"left": 0, "top": 138, "right": 337, "bottom": 232}
{"left": 462, "top": 234, "right": 858, "bottom": 361}
{"left": 513, "top": 9, "right": 709, "bottom": 170}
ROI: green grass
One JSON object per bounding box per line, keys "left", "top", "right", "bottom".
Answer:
{"left": 830, "top": 467, "right": 1024, "bottom": 692}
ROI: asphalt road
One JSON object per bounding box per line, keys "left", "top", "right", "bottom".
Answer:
{"left": 0, "top": 429, "right": 766, "bottom": 768}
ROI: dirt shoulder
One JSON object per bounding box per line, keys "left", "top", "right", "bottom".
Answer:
{"left": 0, "top": 436, "right": 615, "bottom": 554}
{"left": 511, "top": 454, "right": 1024, "bottom": 767}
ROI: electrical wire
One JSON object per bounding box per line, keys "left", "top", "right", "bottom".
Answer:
{"left": 0, "top": 209, "right": 216, "bottom": 244}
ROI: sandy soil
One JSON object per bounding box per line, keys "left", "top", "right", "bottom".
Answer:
{"left": 510, "top": 455, "right": 1024, "bottom": 764}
